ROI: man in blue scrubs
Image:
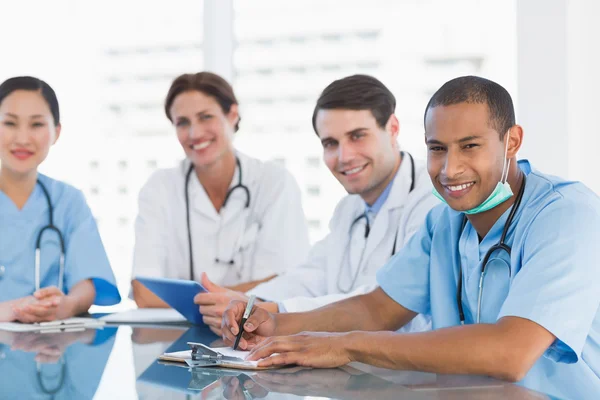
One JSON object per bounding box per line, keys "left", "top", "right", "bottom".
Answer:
{"left": 221, "top": 76, "right": 600, "bottom": 389}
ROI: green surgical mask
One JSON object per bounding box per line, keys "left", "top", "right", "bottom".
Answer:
{"left": 433, "top": 131, "right": 513, "bottom": 214}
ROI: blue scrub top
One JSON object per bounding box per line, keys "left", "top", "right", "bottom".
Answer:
{"left": 377, "top": 160, "right": 600, "bottom": 391}
{"left": 0, "top": 174, "right": 121, "bottom": 305}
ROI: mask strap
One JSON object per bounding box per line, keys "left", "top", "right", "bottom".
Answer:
{"left": 501, "top": 130, "right": 511, "bottom": 183}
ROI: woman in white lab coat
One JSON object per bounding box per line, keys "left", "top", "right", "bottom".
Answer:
{"left": 131, "top": 72, "right": 310, "bottom": 307}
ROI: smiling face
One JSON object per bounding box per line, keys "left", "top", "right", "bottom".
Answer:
{"left": 0, "top": 90, "right": 60, "bottom": 177}
{"left": 425, "top": 102, "right": 509, "bottom": 211}
{"left": 170, "top": 90, "right": 239, "bottom": 168}
{"left": 315, "top": 108, "right": 399, "bottom": 204}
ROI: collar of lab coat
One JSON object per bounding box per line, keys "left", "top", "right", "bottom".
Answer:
{"left": 357, "top": 152, "right": 414, "bottom": 261}
{"left": 185, "top": 152, "right": 252, "bottom": 223}
{"left": 348, "top": 152, "right": 413, "bottom": 218}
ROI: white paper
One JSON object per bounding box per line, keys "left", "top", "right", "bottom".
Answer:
{"left": 0, "top": 317, "right": 104, "bottom": 332}
{"left": 100, "top": 308, "right": 187, "bottom": 324}
{"left": 212, "top": 347, "right": 251, "bottom": 360}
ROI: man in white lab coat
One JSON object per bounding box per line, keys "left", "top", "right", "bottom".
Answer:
{"left": 196, "top": 74, "right": 438, "bottom": 334}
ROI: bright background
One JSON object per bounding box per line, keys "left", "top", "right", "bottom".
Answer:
{"left": 1, "top": 0, "right": 598, "bottom": 302}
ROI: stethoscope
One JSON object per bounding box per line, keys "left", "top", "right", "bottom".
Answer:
{"left": 456, "top": 174, "right": 526, "bottom": 324}
{"left": 337, "top": 152, "right": 415, "bottom": 293}
{"left": 184, "top": 157, "right": 251, "bottom": 281}
{"left": 0, "top": 179, "right": 66, "bottom": 396}
{"left": 37, "top": 358, "right": 66, "bottom": 397}
{"left": 0, "top": 179, "right": 65, "bottom": 292}
{"left": 34, "top": 180, "right": 65, "bottom": 292}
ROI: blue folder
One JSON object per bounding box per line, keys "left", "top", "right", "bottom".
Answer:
{"left": 135, "top": 276, "right": 207, "bottom": 325}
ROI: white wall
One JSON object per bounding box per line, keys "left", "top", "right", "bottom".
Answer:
{"left": 517, "top": 0, "right": 600, "bottom": 194}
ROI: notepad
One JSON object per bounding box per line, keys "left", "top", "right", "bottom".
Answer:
{"left": 0, "top": 317, "right": 105, "bottom": 332}
{"left": 159, "top": 345, "right": 276, "bottom": 370}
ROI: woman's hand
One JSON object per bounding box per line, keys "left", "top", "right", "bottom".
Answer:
{"left": 12, "top": 286, "right": 74, "bottom": 323}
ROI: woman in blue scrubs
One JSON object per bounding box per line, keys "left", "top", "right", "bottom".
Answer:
{"left": 0, "top": 76, "right": 120, "bottom": 323}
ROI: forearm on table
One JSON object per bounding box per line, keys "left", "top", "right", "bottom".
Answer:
{"left": 227, "top": 274, "right": 278, "bottom": 292}
{"left": 131, "top": 280, "right": 169, "bottom": 308}
{"left": 345, "top": 322, "right": 548, "bottom": 382}
{"left": 66, "top": 280, "right": 96, "bottom": 316}
{"left": 0, "top": 300, "right": 16, "bottom": 322}
{"left": 274, "top": 292, "right": 406, "bottom": 335}
{"left": 257, "top": 301, "right": 279, "bottom": 313}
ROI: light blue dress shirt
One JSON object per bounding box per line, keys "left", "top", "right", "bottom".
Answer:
{"left": 364, "top": 174, "right": 394, "bottom": 217}
{"left": 0, "top": 174, "right": 120, "bottom": 305}
{"left": 376, "top": 160, "right": 600, "bottom": 396}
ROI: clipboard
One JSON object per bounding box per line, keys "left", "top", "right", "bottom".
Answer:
{"left": 159, "top": 342, "right": 280, "bottom": 371}
{"left": 0, "top": 317, "right": 105, "bottom": 332}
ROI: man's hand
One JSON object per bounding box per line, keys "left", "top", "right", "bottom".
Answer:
{"left": 12, "top": 287, "right": 74, "bottom": 323}
{"left": 247, "top": 332, "right": 354, "bottom": 368}
{"left": 194, "top": 273, "right": 249, "bottom": 336}
{"left": 221, "top": 300, "right": 277, "bottom": 350}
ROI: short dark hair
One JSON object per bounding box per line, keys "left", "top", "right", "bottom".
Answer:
{"left": 0, "top": 76, "right": 60, "bottom": 126}
{"left": 312, "top": 74, "right": 396, "bottom": 135}
{"left": 165, "top": 72, "right": 240, "bottom": 132}
{"left": 424, "top": 76, "right": 515, "bottom": 139}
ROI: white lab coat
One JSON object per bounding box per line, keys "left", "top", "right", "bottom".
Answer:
{"left": 132, "top": 152, "right": 310, "bottom": 287}
{"left": 249, "top": 155, "right": 439, "bottom": 332}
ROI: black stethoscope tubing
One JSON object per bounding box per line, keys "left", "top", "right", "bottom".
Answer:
{"left": 456, "top": 174, "right": 527, "bottom": 324}
{"left": 337, "top": 152, "right": 415, "bottom": 293}
{"left": 184, "top": 157, "right": 251, "bottom": 281}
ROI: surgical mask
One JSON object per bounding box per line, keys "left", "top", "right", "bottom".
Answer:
{"left": 433, "top": 131, "right": 513, "bottom": 214}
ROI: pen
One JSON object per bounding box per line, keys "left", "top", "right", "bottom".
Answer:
{"left": 233, "top": 294, "right": 256, "bottom": 350}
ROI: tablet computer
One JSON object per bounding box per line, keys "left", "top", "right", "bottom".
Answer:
{"left": 135, "top": 276, "right": 207, "bottom": 325}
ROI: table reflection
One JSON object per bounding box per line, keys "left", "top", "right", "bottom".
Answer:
{"left": 0, "top": 327, "right": 116, "bottom": 399}
{"left": 2, "top": 322, "right": 595, "bottom": 399}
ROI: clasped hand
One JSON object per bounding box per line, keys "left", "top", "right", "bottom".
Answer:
{"left": 12, "top": 286, "right": 72, "bottom": 323}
